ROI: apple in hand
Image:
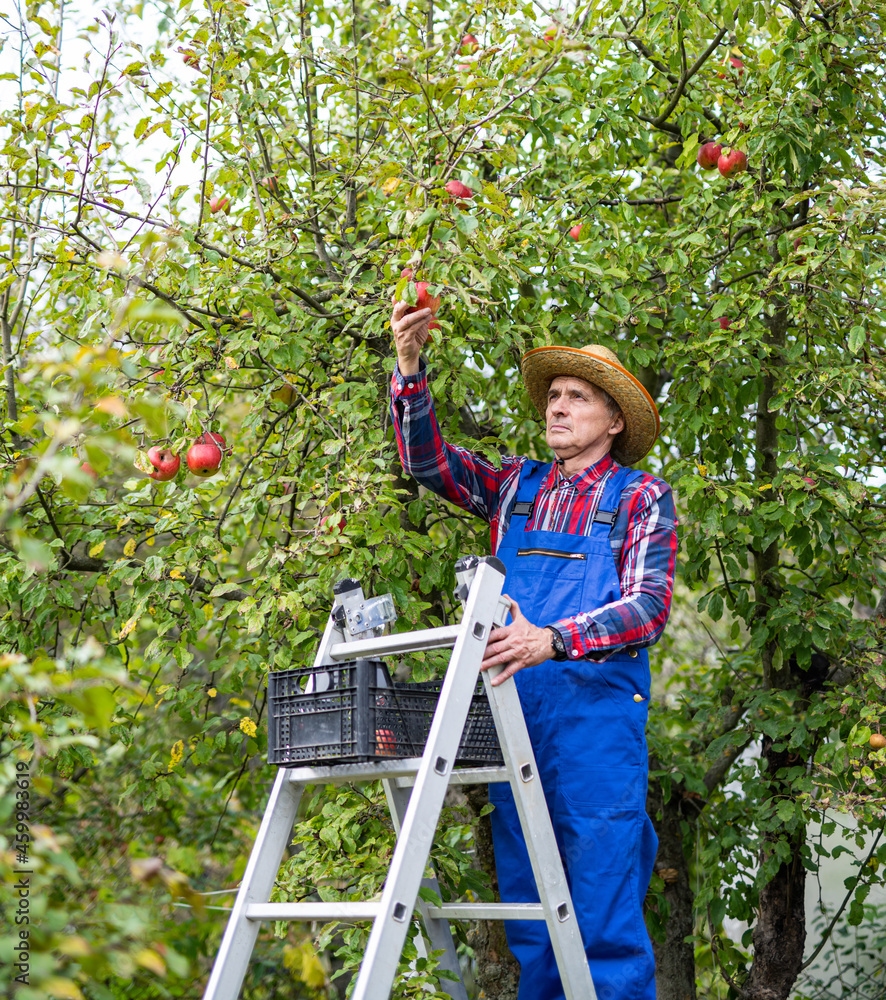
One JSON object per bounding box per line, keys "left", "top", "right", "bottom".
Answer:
{"left": 717, "top": 149, "right": 748, "bottom": 178}
{"left": 186, "top": 439, "right": 223, "bottom": 477}
{"left": 394, "top": 268, "right": 442, "bottom": 332}
{"left": 697, "top": 142, "right": 722, "bottom": 169}
{"left": 209, "top": 195, "right": 230, "bottom": 215}
{"left": 147, "top": 447, "right": 180, "bottom": 482}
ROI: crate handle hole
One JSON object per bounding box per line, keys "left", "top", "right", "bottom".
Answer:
{"left": 520, "top": 763, "right": 534, "bottom": 782}
{"left": 434, "top": 756, "right": 448, "bottom": 775}
{"left": 392, "top": 902, "right": 408, "bottom": 922}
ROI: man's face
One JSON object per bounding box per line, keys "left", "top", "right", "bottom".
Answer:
{"left": 545, "top": 376, "right": 625, "bottom": 468}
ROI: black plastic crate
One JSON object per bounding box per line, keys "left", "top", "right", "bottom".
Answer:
{"left": 267, "top": 660, "right": 503, "bottom": 768}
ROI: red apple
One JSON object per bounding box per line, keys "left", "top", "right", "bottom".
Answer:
{"left": 569, "top": 224, "right": 582, "bottom": 241}
{"left": 375, "top": 729, "right": 397, "bottom": 756}
{"left": 147, "top": 447, "right": 180, "bottom": 482}
{"left": 444, "top": 179, "right": 474, "bottom": 208}
{"left": 320, "top": 514, "right": 346, "bottom": 532}
{"left": 460, "top": 34, "right": 479, "bottom": 54}
{"left": 80, "top": 461, "right": 97, "bottom": 480}
{"left": 209, "top": 195, "right": 230, "bottom": 215}
{"left": 393, "top": 268, "right": 442, "bottom": 334}
{"left": 179, "top": 48, "right": 200, "bottom": 70}
{"left": 186, "top": 440, "right": 223, "bottom": 477}
{"left": 260, "top": 175, "right": 279, "bottom": 195}
{"left": 196, "top": 431, "right": 231, "bottom": 456}
{"left": 717, "top": 149, "right": 748, "bottom": 178}
{"left": 801, "top": 476, "right": 816, "bottom": 488}
{"left": 717, "top": 55, "right": 745, "bottom": 78}
{"left": 542, "top": 23, "right": 561, "bottom": 43}
{"left": 719, "top": 317, "right": 733, "bottom": 330}
{"left": 697, "top": 142, "right": 722, "bottom": 169}
{"left": 870, "top": 733, "right": 886, "bottom": 750}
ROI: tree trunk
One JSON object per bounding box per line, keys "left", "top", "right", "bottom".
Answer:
{"left": 744, "top": 743, "right": 807, "bottom": 1000}
{"left": 648, "top": 779, "right": 697, "bottom": 1000}
{"left": 743, "top": 304, "right": 806, "bottom": 998}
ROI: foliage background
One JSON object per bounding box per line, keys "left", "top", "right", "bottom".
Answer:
{"left": 1, "top": 0, "right": 886, "bottom": 997}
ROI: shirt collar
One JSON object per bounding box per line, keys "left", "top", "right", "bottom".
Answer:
{"left": 542, "top": 452, "right": 618, "bottom": 494}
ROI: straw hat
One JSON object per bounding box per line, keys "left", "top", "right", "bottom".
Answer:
{"left": 521, "top": 344, "right": 660, "bottom": 465}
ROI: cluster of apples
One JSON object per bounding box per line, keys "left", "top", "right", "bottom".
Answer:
{"left": 697, "top": 141, "right": 748, "bottom": 178}
{"left": 146, "top": 432, "right": 230, "bottom": 482}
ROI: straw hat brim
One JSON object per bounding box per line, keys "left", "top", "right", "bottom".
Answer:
{"left": 521, "top": 346, "right": 660, "bottom": 465}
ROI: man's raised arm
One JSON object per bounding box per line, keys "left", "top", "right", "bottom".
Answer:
{"left": 389, "top": 300, "right": 515, "bottom": 524}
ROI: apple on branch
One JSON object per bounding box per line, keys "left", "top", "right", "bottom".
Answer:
{"left": 444, "top": 179, "right": 474, "bottom": 209}
{"left": 696, "top": 142, "right": 722, "bottom": 170}
{"left": 209, "top": 195, "right": 231, "bottom": 215}
{"left": 460, "top": 33, "right": 479, "bottom": 55}
{"left": 196, "top": 431, "right": 231, "bottom": 456}
{"left": 718, "top": 148, "right": 748, "bottom": 178}
{"left": 147, "top": 447, "right": 181, "bottom": 482}
{"left": 569, "top": 223, "right": 582, "bottom": 241}
{"left": 717, "top": 55, "right": 745, "bottom": 79}
{"left": 186, "top": 437, "right": 224, "bottom": 477}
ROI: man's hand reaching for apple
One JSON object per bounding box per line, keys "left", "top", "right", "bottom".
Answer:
{"left": 391, "top": 300, "right": 433, "bottom": 377}
{"left": 480, "top": 597, "right": 554, "bottom": 687}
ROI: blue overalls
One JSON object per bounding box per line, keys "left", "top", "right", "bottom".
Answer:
{"left": 489, "top": 460, "right": 658, "bottom": 1000}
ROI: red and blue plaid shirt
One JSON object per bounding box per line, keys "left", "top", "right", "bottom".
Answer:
{"left": 391, "top": 363, "right": 678, "bottom": 660}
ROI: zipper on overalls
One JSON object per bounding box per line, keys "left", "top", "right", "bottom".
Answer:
{"left": 516, "top": 548, "right": 587, "bottom": 560}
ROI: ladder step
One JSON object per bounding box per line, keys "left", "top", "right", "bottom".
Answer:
{"left": 286, "top": 758, "right": 424, "bottom": 784}
{"left": 428, "top": 903, "right": 546, "bottom": 921}
{"left": 328, "top": 624, "right": 463, "bottom": 660}
{"left": 246, "top": 902, "right": 382, "bottom": 921}
{"left": 244, "top": 901, "right": 546, "bottom": 923}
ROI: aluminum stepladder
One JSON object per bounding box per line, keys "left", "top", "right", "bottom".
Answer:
{"left": 203, "top": 556, "right": 596, "bottom": 1000}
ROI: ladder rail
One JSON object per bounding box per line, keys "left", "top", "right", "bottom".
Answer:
{"left": 349, "top": 559, "right": 505, "bottom": 1000}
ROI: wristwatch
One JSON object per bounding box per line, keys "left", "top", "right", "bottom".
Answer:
{"left": 546, "top": 626, "right": 568, "bottom": 661}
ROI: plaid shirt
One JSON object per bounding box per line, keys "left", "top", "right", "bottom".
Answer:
{"left": 391, "top": 362, "right": 678, "bottom": 660}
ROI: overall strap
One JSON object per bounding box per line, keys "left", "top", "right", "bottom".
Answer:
{"left": 595, "top": 465, "right": 644, "bottom": 526}
{"left": 510, "top": 460, "right": 549, "bottom": 518}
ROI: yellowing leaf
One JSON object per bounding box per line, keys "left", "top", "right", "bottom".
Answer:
{"left": 94, "top": 396, "right": 128, "bottom": 418}
{"left": 117, "top": 516, "right": 131, "bottom": 530}
{"left": 207, "top": 687, "right": 217, "bottom": 698}
{"left": 203, "top": 602, "right": 214, "bottom": 619}
{"left": 41, "top": 979, "right": 84, "bottom": 1000}
{"left": 89, "top": 540, "right": 106, "bottom": 558}
{"left": 135, "top": 949, "right": 166, "bottom": 976}
{"left": 223, "top": 355, "right": 239, "bottom": 369}
{"left": 240, "top": 717, "right": 258, "bottom": 738}
{"left": 123, "top": 538, "right": 137, "bottom": 557}
{"left": 119, "top": 615, "right": 140, "bottom": 639}
{"left": 170, "top": 568, "right": 185, "bottom": 579}
{"left": 381, "top": 176, "right": 401, "bottom": 196}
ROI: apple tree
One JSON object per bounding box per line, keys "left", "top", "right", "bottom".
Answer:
{"left": 1, "top": 0, "right": 885, "bottom": 998}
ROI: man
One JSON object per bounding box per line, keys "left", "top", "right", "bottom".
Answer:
{"left": 389, "top": 299, "right": 677, "bottom": 1000}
